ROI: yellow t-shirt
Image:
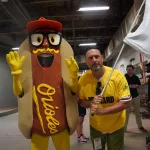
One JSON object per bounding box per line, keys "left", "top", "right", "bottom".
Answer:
{"left": 78, "top": 66, "right": 131, "bottom": 133}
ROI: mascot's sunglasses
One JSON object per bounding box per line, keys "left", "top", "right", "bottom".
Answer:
{"left": 29, "top": 32, "right": 62, "bottom": 47}
{"left": 96, "top": 81, "right": 102, "bottom": 95}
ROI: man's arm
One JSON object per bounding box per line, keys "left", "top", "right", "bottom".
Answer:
{"left": 79, "top": 99, "right": 91, "bottom": 108}
{"left": 94, "top": 99, "right": 132, "bottom": 115}
{"left": 91, "top": 95, "right": 132, "bottom": 115}
{"left": 130, "top": 76, "right": 141, "bottom": 88}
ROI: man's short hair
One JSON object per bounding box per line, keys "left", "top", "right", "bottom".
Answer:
{"left": 85, "top": 45, "right": 101, "bottom": 54}
{"left": 126, "top": 64, "right": 134, "bottom": 69}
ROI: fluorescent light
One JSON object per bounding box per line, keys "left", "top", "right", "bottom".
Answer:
{"left": 12, "top": 47, "right": 19, "bottom": 50}
{"left": 79, "top": 43, "right": 97, "bottom": 46}
{"left": 78, "top": 6, "right": 109, "bottom": 11}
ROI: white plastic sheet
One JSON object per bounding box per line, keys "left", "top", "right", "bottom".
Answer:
{"left": 124, "top": 0, "right": 150, "bottom": 56}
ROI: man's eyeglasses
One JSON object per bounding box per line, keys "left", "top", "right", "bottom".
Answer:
{"left": 96, "top": 82, "right": 102, "bottom": 95}
{"left": 29, "top": 32, "right": 62, "bottom": 47}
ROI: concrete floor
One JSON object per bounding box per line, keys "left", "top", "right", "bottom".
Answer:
{"left": 0, "top": 111, "right": 150, "bottom": 150}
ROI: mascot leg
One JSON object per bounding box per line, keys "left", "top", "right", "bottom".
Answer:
{"left": 31, "top": 133, "right": 50, "bottom": 150}
{"left": 52, "top": 129, "right": 70, "bottom": 150}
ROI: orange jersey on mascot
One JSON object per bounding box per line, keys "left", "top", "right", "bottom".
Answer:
{"left": 6, "top": 17, "right": 79, "bottom": 150}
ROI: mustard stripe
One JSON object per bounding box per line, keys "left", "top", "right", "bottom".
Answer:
{"left": 32, "top": 48, "right": 59, "bottom": 54}
{"left": 32, "top": 86, "right": 46, "bottom": 133}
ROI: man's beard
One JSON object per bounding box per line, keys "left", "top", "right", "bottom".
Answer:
{"left": 91, "top": 63, "right": 102, "bottom": 72}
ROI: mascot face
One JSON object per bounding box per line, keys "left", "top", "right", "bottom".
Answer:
{"left": 29, "top": 29, "right": 62, "bottom": 68}
{"left": 27, "top": 17, "right": 63, "bottom": 71}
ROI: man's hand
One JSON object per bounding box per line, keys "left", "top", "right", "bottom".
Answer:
{"left": 65, "top": 56, "right": 79, "bottom": 79}
{"left": 90, "top": 95, "right": 103, "bottom": 115}
{"left": 6, "top": 51, "right": 25, "bottom": 75}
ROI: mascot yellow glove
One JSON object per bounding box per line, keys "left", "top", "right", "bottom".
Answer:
{"left": 65, "top": 56, "right": 79, "bottom": 94}
{"left": 65, "top": 56, "right": 79, "bottom": 79}
{"left": 6, "top": 51, "right": 25, "bottom": 96}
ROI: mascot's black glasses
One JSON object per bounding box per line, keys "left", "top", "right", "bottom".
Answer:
{"left": 29, "top": 32, "right": 62, "bottom": 47}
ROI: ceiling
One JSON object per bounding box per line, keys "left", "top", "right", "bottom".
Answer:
{"left": 0, "top": 0, "right": 134, "bottom": 69}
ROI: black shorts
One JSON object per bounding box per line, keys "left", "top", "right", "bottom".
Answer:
{"left": 78, "top": 102, "right": 86, "bottom": 117}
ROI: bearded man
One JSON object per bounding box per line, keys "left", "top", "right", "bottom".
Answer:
{"left": 77, "top": 47, "right": 132, "bottom": 150}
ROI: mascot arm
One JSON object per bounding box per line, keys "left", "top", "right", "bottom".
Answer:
{"left": 71, "top": 78, "right": 79, "bottom": 94}
{"left": 6, "top": 51, "right": 25, "bottom": 97}
{"left": 65, "top": 56, "right": 79, "bottom": 94}
{"left": 13, "top": 75, "right": 24, "bottom": 97}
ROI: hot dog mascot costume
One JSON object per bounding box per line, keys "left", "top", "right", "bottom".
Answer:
{"left": 6, "top": 17, "right": 79, "bottom": 150}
